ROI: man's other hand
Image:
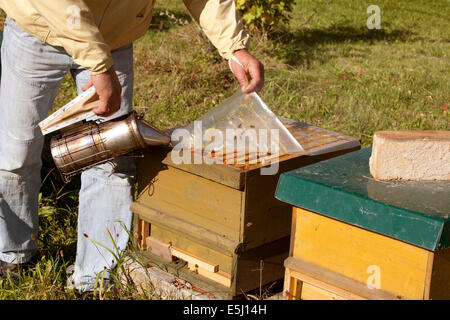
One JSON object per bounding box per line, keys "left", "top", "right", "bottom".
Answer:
{"left": 230, "top": 49, "right": 264, "bottom": 94}
{"left": 82, "top": 67, "right": 122, "bottom": 117}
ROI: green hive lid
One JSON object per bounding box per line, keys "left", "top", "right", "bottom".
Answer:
{"left": 275, "top": 147, "right": 450, "bottom": 251}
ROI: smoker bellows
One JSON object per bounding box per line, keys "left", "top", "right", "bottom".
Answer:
{"left": 50, "top": 112, "right": 170, "bottom": 182}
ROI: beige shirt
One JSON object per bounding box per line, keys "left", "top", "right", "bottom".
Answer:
{"left": 0, "top": 0, "right": 249, "bottom": 74}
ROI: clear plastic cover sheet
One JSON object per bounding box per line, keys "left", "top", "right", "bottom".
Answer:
{"left": 176, "top": 90, "right": 304, "bottom": 155}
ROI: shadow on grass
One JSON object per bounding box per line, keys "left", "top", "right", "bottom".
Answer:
{"left": 269, "top": 24, "right": 415, "bottom": 66}
{"left": 37, "top": 136, "right": 81, "bottom": 260}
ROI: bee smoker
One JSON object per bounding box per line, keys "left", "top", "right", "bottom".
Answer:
{"left": 49, "top": 112, "right": 171, "bottom": 182}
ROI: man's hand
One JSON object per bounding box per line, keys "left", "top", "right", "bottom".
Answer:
{"left": 82, "top": 67, "right": 122, "bottom": 117}
{"left": 230, "top": 49, "right": 264, "bottom": 94}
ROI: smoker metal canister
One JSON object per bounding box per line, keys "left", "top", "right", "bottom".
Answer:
{"left": 50, "top": 112, "right": 170, "bottom": 182}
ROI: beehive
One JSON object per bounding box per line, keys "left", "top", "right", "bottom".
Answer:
{"left": 276, "top": 148, "right": 450, "bottom": 300}
{"left": 131, "top": 118, "right": 360, "bottom": 298}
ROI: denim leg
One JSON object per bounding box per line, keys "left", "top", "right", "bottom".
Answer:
{"left": 68, "top": 44, "right": 136, "bottom": 292}
{"left": 0, "top": 18, "right": 70, "bottom": 263}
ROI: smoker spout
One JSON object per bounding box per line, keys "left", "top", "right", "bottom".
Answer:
{"left": 136, "top": 119, "right": 171, "bottom": 146}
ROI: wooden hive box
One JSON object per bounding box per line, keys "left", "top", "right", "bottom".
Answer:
{"left": 131, "top": 118, "right": 360, "bottom": 299}
{"left": 276, "top": 148, "right": 450, "bottom": 300}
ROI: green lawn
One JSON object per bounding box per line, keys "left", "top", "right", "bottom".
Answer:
{"left": 53, "top": 0, "right": 449, "bottom": 146}
{"left": 0, "top": 0, "right": 448, "bottom": 299}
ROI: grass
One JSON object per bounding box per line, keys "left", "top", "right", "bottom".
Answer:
{"left": 0, "top": 0, "right": 448, "bottom": 299}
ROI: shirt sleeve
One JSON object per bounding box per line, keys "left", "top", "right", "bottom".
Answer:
{"left": 183, "top": 0, "right": 250, "bottom": 60}
{"left": 28, "top": 0, "right": 113, "bottom": 75}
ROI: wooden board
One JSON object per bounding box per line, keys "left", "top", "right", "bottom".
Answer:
{"left": 146, "top": 236, "right": 173, "bottom": 262}
{"left": 151, "top": 224, "right": 235, "bottom": 274}
{"left": 188, "top": 263, "right": 232, "bottom": 288}
{"left": 131, "top": 201, "right": 240, "bottom": 256}
{"left": 283, "top": 269, "right": 301, "bottom": 300}
{"left": 289, "top": 269, "right": 365, "bottom": 300}
{"left": 300, "top": 282, "right": 347, "bottom": 300}
{"left": 136, "top": 163, "right": 243, "bottom": 241}
{"left": 172, "top": 247, "right": 219, "bottom": 273}
{"left": 291, "top": 207, "right": 431, "bottom": 299}
{"left": 284, "top": 257, "right": 401, "bottom": 300}
{"left": 140, "top": 220, "right": 150, "bottom": 250}
{"left": 160, "top": 147, "right": 246, "bottom": 190}
{"left": 138, "top": 250, "right": 234, "bottom": 299}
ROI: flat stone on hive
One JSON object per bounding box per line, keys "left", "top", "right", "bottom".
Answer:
{"left": 369, "top": 130, "right": 450, "bottom": 181}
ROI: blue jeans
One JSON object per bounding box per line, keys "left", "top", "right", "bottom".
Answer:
{"left": 0, "top": 18, "right": 135, "bottom": 291}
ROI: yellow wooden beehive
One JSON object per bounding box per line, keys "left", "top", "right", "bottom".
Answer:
{"left": 276, "top": 148, "right": 450, "bottom": 300}
{"left": 131, "top": 118, "right": 360, "bottom": 298}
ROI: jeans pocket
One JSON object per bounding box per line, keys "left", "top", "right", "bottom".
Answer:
{"left": 2, "top": 18, "right": 67, "bottom": 91}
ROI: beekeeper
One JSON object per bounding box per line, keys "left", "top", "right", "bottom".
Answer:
{"left": 0, "top": 0, "right": 264, "bottom": 290}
